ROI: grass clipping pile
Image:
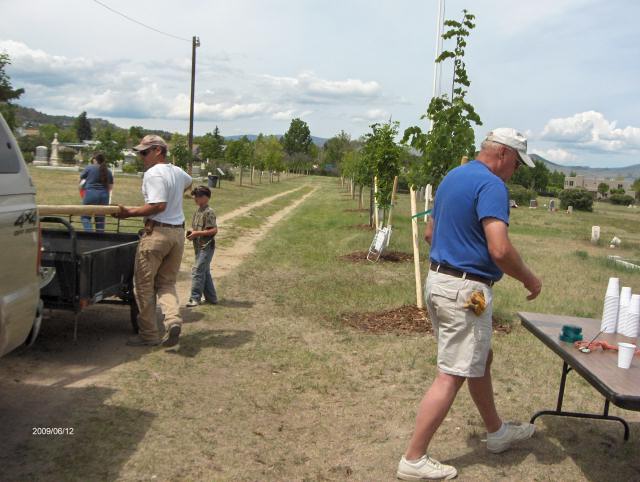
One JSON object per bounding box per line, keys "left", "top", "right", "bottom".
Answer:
{"left": 342, "top": 305, "right": 513, "bottom": 336}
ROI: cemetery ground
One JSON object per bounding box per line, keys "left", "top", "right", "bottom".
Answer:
{"left": 1, "top": 170, "right": 640, "bottom": 481}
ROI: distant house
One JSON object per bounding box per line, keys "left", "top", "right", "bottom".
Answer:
{"left": 564, "top": 175, "right": 635, "bottom": 199}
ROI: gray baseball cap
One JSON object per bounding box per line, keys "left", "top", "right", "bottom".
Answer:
{"left": 133, "top": 134, "right": 168, "bottom": 152}
{"left": 485, "top": 128, "right": 535, "bottom": 168}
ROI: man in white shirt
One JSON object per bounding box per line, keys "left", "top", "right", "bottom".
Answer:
{"left": 115, "top": 135, "right": 192, "bottom": 347}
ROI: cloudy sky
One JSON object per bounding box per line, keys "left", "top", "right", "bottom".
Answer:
{"left": 1, "top": 0, "right": 639, "bottom": 167}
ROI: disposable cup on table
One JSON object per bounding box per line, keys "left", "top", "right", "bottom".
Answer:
{"left": 618, "top": 287, "right": 632, "bottom": 326}
{"left": 605, "top": 277, "right": 620, "bottom": 297}
{"left": 601, "top": 296, "right": 620, "bottom": 333}
{"left": 620, "top": 295, "right": 640, "bottom": 338}
{"left": 617, "top": 342, "right": 636, "bottom": 369}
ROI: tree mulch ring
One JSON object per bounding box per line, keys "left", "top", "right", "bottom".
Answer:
{"left": 342, "top": 306, "right": 514, "bottom": 335}
{"left": 342, "top": 305, "right": 431, "bottom": 334}
{"left": 339, "top": 251, "right": 413, "bottom": 262}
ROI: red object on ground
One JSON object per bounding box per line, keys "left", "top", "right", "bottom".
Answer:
{"left": 79, "top": 189, "right": 86, "bottom": 199}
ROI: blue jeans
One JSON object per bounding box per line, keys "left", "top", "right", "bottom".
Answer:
{"left": 190, "top": 243, "right": 217, "bottom": 302}
{"left": 81, "top": 189, "right": 109, "bottom": 232}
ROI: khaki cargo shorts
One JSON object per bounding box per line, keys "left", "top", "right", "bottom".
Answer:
{"left": 425, "top": 270, "right": 493, "bottom": 378}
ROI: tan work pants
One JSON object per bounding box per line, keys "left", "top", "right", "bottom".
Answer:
{"left": 133, "top": 226, "right": 185, "bottom": 341}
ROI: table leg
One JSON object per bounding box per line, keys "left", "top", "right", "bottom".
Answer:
{"left": 530, "top": 362, "right": 630, "bottom": 441}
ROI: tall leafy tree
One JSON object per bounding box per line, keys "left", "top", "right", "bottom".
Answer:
{"left": 74, "top": 111, "right": 93, "bottom": 141}
{"left": 94, "top": 128, "right": 126, "bottom": 165}
{"left": 0, "top": 53, "right": 25, "bottom": 131}
{"left": 281, "top": 118, "right": 312, "bottom": 164}
{"left": 403, "top": 9, "right": 481, "bottom": 188}
{"left": 324, "top": 130, "right": 352, "bottom": 168}
{"left": 199, "top": 126, "right": 225, "bottom": 161}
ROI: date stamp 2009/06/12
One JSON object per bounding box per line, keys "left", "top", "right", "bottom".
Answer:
{"left": 32, "top": 427, "right": 74, "bottom": 436}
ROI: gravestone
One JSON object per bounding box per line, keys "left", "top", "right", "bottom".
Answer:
{"left": 529, "top": 199, "right": 538, "bottom": 209}
{"left": 34, "top": 145, "right": 48, "bottom": 165}
{"left": 567, "top": 205, "right": 573, "bottom": 214}
{"left": 549, "top": 199, "right": 556, "bottom": 212}
{"left": 49, "top": 133, "right": 61, "bottom": 166}
{"left": 591, "top": 226, "right": 600, "bottom": 244}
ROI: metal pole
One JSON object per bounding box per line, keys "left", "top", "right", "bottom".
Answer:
{"left": 188, "top": 35, "right": 200, "bottom": 176}
{"left": 432, "top": 0, "right": 445, "bottom": 103}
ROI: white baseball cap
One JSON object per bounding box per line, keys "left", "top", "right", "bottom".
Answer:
{"left": 485, "top": 128, "right": 535, "bottom": 168}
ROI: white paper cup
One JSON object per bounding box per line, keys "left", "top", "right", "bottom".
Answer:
{"left": 602, "top": 297, "right": 620, "bottom": 333}
{"left": 606, "top": 277, "right": 620, "bottom": 297}
{"left": 617, "top": 342, "right": 636, "bottom": 369}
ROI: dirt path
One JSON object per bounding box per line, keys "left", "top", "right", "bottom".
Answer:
{"left": 177, "top": 187, "right": 317, "bottom": 301}
{"left": 217, "top": 186, "right": 305, "bottom": 225}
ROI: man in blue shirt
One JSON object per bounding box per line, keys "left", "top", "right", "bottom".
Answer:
{"left": 398, "top": 128, "right": 542, "bottom": 481}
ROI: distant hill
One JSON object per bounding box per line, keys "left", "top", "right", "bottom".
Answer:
{"left": 14, "top": 105, "right": 173, "bottom": 139}
{"left": 531, "top": 154, "right": 640, "bottom": 180}
{"left": 225, "top": 134, "right": 328, "bottom": 147}
{"left": 14, "top": 105, "right": 121, "bottom": 132}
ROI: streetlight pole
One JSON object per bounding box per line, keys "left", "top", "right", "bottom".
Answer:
{"left": 188, "top": 35, "right": 200, "bottom": 176}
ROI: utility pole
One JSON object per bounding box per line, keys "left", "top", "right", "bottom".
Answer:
{"left": 188, "top": 35, "right": 200, "bottom": 175}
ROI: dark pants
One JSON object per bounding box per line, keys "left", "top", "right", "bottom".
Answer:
{"left": 190, "top": 243, "right": 217, "bottom": 302}
{"left": 81, "top": 189, "right": 109, "bottom": 232}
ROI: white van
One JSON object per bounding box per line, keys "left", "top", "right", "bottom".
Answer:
{"left": 0, "top": 113, "right": 46, "bottom": 357}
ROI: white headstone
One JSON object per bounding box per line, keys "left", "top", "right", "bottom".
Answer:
{"left": 34, "top": 145, "right": 48, "bottom": 165}
{"left": 591, "top": 226, "right": 600, "bottom": 244}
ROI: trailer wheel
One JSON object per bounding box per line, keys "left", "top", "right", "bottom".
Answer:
{"left": 130, "top": 298, "right": 139, "bottom": 334}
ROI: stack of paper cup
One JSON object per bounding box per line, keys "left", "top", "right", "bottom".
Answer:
{"left": 618, "top": 294, "right": 640, "bottom": 338}
{"left": 617, "top": 287, "right": 632, "bottom": 330}
{"left": 601, "top": 277, "right": 620, "bottom": 333}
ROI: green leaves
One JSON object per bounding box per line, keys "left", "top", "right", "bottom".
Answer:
{"left": 362, "top": 121, "right": 401, "bottom": 209}
{"left": 402, "top": 9, "right": 481, "bottom": 188}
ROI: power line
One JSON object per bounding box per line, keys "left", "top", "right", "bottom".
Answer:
{"left": 91, "top": 0, "right": 190, "bottom": 42}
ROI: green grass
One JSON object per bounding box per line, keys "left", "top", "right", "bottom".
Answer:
{"left": 6, "top": 172, "right": 640, "bottom": 481}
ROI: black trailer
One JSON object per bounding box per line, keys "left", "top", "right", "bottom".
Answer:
{"left": 39, "top": 216, "right": 140, "bottom": 340}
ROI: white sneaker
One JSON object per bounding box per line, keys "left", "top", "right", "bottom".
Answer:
{"left": 487, "top": 422, "right": 535, "bottom": 453}
{"left": 397, "top": 455, "right": 457, "bottom": 480}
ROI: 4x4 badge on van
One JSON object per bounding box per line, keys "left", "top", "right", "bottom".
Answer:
{"left": 14, "top": 209, "right": 37, "bottom": 228}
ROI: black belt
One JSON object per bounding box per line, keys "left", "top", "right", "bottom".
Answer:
{"left": 430, "top": 262, "right": 495, "bottom": 287}
{"left": 152, "top": 221, "right": 184, "bottom": 228}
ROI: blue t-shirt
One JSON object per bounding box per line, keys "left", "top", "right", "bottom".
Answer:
{"left": 429, "top": 160, "right": 510, "bottom": 281}
{"left": 80, "top": 164, "right": 113, "bottom": 191}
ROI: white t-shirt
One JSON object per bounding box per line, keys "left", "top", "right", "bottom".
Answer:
{"left": 142, "top": 163, "right": 192, "bottom": 225}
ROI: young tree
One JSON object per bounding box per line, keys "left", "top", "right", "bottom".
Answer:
{"left": 255, "top": 135, "right": 285, "bottom": 182}
{"left": 170, "top": 133, "right": 190, "bottom": 169}
{"left": 402, "top": 9, "right": 481, "bottom": 188}
{"left": 362, "top": 121, "right": 402, "bottom": 211}
{"left": 225, "top": 136, "right": 253, "bottom": 185}
{"left": 75, "top": 111, "right": 93, "bottom": 141}
{"left": 0, "top": 53, "right": 25, "bottom": 131}
{"left": 633, "top": 178, "right": 640, "bottom": 200}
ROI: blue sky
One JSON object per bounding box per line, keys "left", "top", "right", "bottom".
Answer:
{"left": 1, "top": 0, "right": 639, "bottom": 167}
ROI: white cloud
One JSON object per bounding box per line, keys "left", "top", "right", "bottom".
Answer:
{"left": 261, "top": 71, "right": 381, "bottom": 103}
{"left": 351, "top": 108, "right": 390, "bottom": 123}
{"left": 532, "top": 148, "right": 577, "bottom": 163}
{"left": 540, "top": 111, "right": 640, "bottom": 153}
